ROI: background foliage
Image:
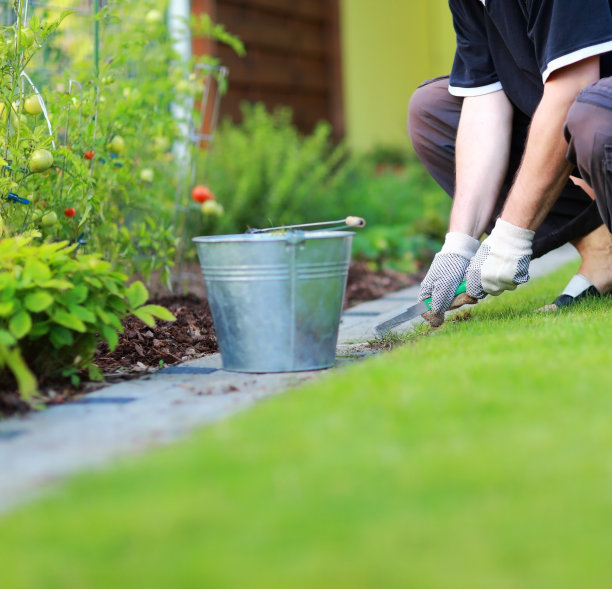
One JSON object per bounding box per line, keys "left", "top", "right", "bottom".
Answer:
{"left": 204, "top": 104, "right": 450, "bottom": 273}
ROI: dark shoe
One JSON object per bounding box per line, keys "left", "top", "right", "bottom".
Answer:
{"left": 537, "top": 282, "right": 601, "bottom": 312}
{"left": 553, "top": 285, "right": 601, "bottom": 308}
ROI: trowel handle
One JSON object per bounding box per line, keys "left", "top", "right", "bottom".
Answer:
{"left": 424, "top": 281, "right": 467, "bottom": 311}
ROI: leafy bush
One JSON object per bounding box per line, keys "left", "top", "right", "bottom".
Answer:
{"left": 0, "top": 236, "right": 175, "bottom": 401}
{"left": 202, "top": 104, "right": 449, "bottom": 259}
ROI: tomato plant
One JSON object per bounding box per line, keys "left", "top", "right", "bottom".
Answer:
{"left": 0, "top": 0, "right": 242, "bottom": 288}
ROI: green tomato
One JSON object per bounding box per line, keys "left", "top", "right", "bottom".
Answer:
{"left": 201, "top": 200, "right": 224, "bottom": 216}
{"left": 153, "top": 136, "right": 170, "bottom": 152}
{"left": 176, "top": 79, "right": 192, "bottom": 95}
{"left": 109, "top": 135, "right": 125, "bottom": 154}
{"left": 29, "top": 149, "right": 54, "bottom": 173}
{"left": 41, "top": 211, "right": 58, "bottom": 227}
{"left": 145, "top": 9, "right": 163, "bottom": 24}
{"left": 20, "top": 27, "right": 36, "bottom": 48}
{"left": 140, "top": 168, "right": 154, "bottom": 183}
{"left": 24, "top": 94, "right": 43, "bottom": 115}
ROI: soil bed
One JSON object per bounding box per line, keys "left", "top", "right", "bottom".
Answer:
{"left": 95, "top": 261, "right": 421, "bottom": 373}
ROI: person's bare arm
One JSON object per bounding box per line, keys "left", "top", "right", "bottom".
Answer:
{"left": 418, "top": 89, "right": 513, "bottom": 324}
{"left": 501, "top": 56, "right": 600, "bottom": 229}
{"left": 449, "top": 90, "right": 514, "bottom": 238}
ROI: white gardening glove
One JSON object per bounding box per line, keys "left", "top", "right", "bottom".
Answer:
{"left": 466, "top": 218, "right": 535, "bottom": 298}
{"left": 418, "top": 232, "right": 480, "bottom": 325}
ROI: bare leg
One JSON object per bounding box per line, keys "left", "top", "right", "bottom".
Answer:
{"left": 571, "top": 223, "right": 612, "bottom": 293}
{"left": 566, "top": 176, "right": 612, "bottom": 292}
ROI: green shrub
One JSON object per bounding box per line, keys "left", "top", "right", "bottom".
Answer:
{"left": 203, "top": 104, "right": 450, "bottom": 250}
{"left": 202, "top": 103, "right": 353, "bottom": 234}
{"left": 0, "top": 236, "right": 175, "bottom": 401}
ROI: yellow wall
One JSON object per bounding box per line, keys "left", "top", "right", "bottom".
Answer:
{"left": 339, "top": 0, "right": 455, "bottom": 151}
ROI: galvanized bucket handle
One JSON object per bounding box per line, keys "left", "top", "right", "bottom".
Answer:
{"left": 247, "top": 216, "right": 366, "bottom": 234}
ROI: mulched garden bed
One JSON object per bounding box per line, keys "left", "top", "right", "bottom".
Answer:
{"left": 0, "top": 261, "right": 422, "bottom": 416}
{"left": 94, "top": 261, "right": 422, "bottom": 373}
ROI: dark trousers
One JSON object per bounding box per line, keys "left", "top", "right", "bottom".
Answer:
{"left": 407, "top": 76, "right": 605, "bottom": 259}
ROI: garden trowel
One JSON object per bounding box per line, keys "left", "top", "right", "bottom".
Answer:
{"left": 375, "top": 281, "right": 476, "bottom": 334}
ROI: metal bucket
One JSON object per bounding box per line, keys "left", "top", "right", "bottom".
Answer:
{"left": 193, "top": 230, "right": 354, "bottom": 372}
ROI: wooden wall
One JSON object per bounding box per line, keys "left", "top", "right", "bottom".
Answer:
{"left": 191, "top": 0, "right": 344, "bottom": 137}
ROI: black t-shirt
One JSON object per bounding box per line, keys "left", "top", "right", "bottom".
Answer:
{"left": 449, "top": 0, "right": 612, "bottom": 116}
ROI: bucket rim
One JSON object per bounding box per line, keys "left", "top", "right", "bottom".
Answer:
{"left": 192, "top": 230, "right": 355, "bottom": 244}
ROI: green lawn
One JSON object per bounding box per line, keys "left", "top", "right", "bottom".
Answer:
{"left": 3, "top": 261, "right": 612, "bottom": 588}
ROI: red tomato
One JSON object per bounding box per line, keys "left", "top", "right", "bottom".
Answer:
{"left": 84, "top": 150, "right": 95, "bottom": 160}
{"left": 64, "top": 207, "right": 76, "bottom": 218}
{"left": 191, "top": 185, "right": 214, "bottom": 203}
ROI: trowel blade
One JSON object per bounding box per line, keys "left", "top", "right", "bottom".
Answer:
{"left": 375, "top": 300, "right": 429, "bottom": 335}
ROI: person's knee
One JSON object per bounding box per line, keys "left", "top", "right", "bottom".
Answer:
{"left": 565, "top": 93, "right": 612, "bottom": 166}
{"left": 565, "top": 101, "right": 605, "bottom": 162}
{"left": 565, "top": 98, "right": 612, "bottom": 229}
{"left": 407, "top": 85, "right": 432, "bottom": 145}
{"left": 407, "top": 83, "right": 444, "bottom": 155}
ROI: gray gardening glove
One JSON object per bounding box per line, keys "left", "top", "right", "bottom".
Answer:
{"left": 466, "top": 218, "right": 535, "bottom": 298}
{"left": 418, "top": 232, "right": 480, "bottom": 326}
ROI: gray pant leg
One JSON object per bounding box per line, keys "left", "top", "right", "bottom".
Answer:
{"left": 565, "top": 77, "right": 612, "bottom": 230}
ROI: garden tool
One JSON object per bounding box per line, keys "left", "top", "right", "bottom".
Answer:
{"left": 375, "top": 281, "right": 477, "bottom": 334}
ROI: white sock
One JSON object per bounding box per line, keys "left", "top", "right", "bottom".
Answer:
{"left": 561, "top": 274, "right": 595, "bottom": 298}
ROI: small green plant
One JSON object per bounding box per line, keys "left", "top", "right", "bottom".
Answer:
{"left": 0, "top": 235, "right": 175, "bottom": 401}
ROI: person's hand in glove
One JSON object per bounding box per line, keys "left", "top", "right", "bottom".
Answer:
{"left": 418, "top": 232, "right": 480, "bottom": 326}
{"left": 466, "top": 218, "right": 535, "bottom": 299}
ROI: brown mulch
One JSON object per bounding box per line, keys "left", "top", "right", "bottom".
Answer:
{"left": 94, "top": 261, "right": 422, "bottom": 375}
